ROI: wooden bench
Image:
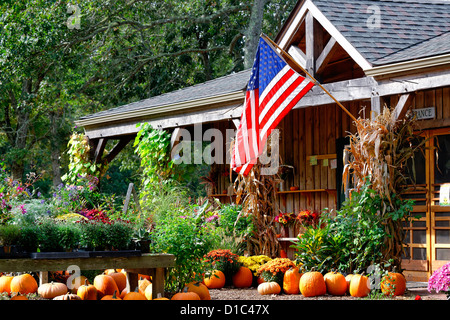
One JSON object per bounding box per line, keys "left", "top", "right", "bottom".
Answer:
{"left": 0, "top": 253, "right": 175, "bottom": 299}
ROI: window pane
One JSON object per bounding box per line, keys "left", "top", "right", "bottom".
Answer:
{"left": 413, "top": 248, "right": 426, "bottom": 260}
{"left": 413, "top": 230, "right": 426, "bottom": 244}
{"left": 436, "top": 248, "right": 450, "bottom": 260}
{"left": 436, "top": 230, "right": 450, "bottom": 244}
{"left": 434, "top": 134, "right": 450, "bottom": 185}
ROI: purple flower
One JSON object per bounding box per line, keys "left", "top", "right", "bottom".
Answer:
{"left": 19, "top": 204, "right": 27, "bottom": 214}
{"left": 206, "top": 215, "right": 219, "bottom": 223}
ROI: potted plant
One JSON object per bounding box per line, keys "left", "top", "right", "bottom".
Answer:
{"left": 132, "top": 227, "right": 151, "bottom": 253}
{"left": 57, "top": 223, "right": 81, "bottom": 252}
{"left": 0, "top": 224, "right": 20, "bottom": 255}
{"left": 78, "top": 220, "right": 107, "bottom": 251}
{"left": 105, "top": 220, "right": 134, "bottom": 251}
{"left": 17, "top": 224, "right": 39, "bottom": 253}
{"left": 37, "top": 218, "right": 63, "bottom": 252}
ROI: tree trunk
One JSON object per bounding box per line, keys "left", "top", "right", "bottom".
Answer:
{"left": 244, "top": 0, "right": 269, "bottom": 69}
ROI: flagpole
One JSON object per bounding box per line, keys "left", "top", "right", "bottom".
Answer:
{"left": 261, "top": 34, "right": 357, "bottom": 123}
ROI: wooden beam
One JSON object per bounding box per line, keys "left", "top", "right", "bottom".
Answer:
{"left": 103, "top": 135, "right": 133, "bottom": 164}
{"left": 305, "top": 11, "right": 315, "bottom": 75}
{"left": 393, "top": 93, "right": 416, "bottom": 121}
{"left": 371, "top": 87, "right": 381, "bottom": 117}
{"left": 315, "top": 37, "right": 337, "bottom": 74}
{"left": 170, "top": 127, "right": 182, "bottom": 149}
{"left": 288, "top": 45, "right": 307, "bottom": 68}
{"left": 93, "top": 138, "right": 107, "bottom": 164}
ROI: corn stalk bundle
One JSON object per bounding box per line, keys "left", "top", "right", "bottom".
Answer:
{"left": 343, "top": 106, "right": 426, "bottom": 269}
{"left": 231, "top": 132, "right": 282, "bottom": 257}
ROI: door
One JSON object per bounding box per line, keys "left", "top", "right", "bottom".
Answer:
{"left": 402, "top": 128, "right": 450, "bottom": 281}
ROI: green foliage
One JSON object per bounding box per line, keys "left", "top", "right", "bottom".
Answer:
{"left": 293, "top": 182, "right": 415, "bottom": 274}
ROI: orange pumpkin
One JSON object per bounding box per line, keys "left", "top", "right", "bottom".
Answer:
{"left": 299, "top": 271, "right": 326, "bottom": 297}
{"left": 108, "top": 272, "right": 127, "bottom": 293}
{"left": 119, "top": 287, "right": 129, "bottom": 299}
{"left": 93, "top": 274, "right": 119, "bottom": 299}
{"left": 10, "top": 274, "right": 38, "bottom": 295}
{"left": 38, "top": 281, "right": 68, "bottom": 299}
{"left": 324, "top": 271, "right": 347, "bottom": 296}
{"left": 171, "top": 287, "right": 201, "bottom": 300}
{"left": 101, "top": 290, "right": 122, "bottom": 300}
{"left": 283, "top": 267, "right": 303, "bottom": 294}
{"left": 232, "top": 267, "right": 253, "bottom": 288}
{"left": 10, "top": 294, "right": 28, "bottom": 300}
{"left": 257, "top": 275, "right": 265, "bottom": 285}
{"left": 381, "top": 272, "right": 406, "bottom": 296}
{"left": 123, "top": 288, "right": 147, "bottom": 300}
{"left": 203, "top": 270, "right": 226, "bottom": 289}
{"left": 185, "top": 282, "right": 211, "bottom": 300}
{"left": 77, "top": 279, "right": 98, "bottom": 300}
{"left": 257, "top": 281, "right": 281, "bottom": 295}
{"left": 349, "top": 273, "right": 371, "bottom": 298}
{"left": 69, "top": 275, "right": 88, "bottom": 294}
{"left": 138, "top": 277, "right": 152, "bottom": 295}
{"left": 0, "top": 275, "right": 14, "bottom": 295}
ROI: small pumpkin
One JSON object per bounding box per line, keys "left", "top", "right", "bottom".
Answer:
{"left": 38, "top": 281, "right": 68, "bottom": 299}
{"left": 77, "top": 279, "right": 98, "bottom": 300}
{"left": 10, "top": 294, "right": 28, "bottom": 300}
{"left": 185, "top": 281, "right": 211, "bottom": 300}
{"left": 69, "top": 275, "right": 88, "bottom": 294}
{"left": 171, "top": 287, "right": 201, "bottom": 300}
{"left": 349, "top": 273, "right": 371, "bottom": 298}
{"left": 144, "top": 283, "right": 153, "bottom": 300}
{"left": 138, "top": 277, "right": 152, "bottom": 295}
{"left": 299, "top": 270, "right": 326, "bottom": 297}
{"left": 123, "top": 288, "right": 147, "bottom": 300}
{"left": 101, "top": 290, "right": 122, "bottom": 300}
{"left": 93, "top": 274, "right": 119, "bottom": 299}
{"left": 324, "top": 271, "right": 347, "bottom": 296}
{"left": 10, "top": 274, "right": 38, "bottom": 295}
{"left": 232, "top": 267, "right": 253, "bottom": 288}
{"left": 283, "top": 267, "right": 303, "bottom": 294}
{"left": 53, "top": 293, "right": 82, "bottom": 300}
{"left": 257, "top": 281, "right": 281, "bottom": 295}
{"left": 108, "top": 272, "right": 127, "bottom": 293}
{"left": 203, "top": 270, "right": 225, "bottom": 289}
{"left": 0, "top": 275, "right": 14, "bottom": 295}
{"left": 381, "top": 271, "right": 406, "bottom": 296}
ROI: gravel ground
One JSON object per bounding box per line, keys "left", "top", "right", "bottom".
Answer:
{"left": 208, "top": 285, "right": 447, "bottom": 300}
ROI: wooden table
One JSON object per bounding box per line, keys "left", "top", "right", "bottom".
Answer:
{"left": 0, "top": 253, "right": 175, "bottom": 299}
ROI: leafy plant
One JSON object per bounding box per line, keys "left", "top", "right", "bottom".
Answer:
{"left": 105, "top": 220, "right": 134, "bottom": 250}
{"left": 0, "top": 224, "right": 21, "bottom": 246}
{"left": 57, "top": 223, "right": 81, "bottom": 251}
{"left": 37, "top": 219, "right": 62, "bottom": 252}
{"left": 17, "top": 225, "right": 39, "bottom": 252}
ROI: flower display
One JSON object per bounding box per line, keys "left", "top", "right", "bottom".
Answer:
{"left": 274, "top": 212, "right": 296, "bottom": 226}
{"left": 428, "top": 262, "right": 450, "bottom": 298}
{"left": 297, "top": 209, "right": 320, "bottom": 227}
{"left": 203, "top": 249, "right": 241, "bottom": 282}
{"left": 238, "top": 255, "right": 272, "bottom": 276}
{"left": 258, "top": 258, "right": 296, "bottom": 286}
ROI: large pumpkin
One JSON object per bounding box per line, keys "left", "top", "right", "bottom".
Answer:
{"left": 93, "top": 274, "right": 119, "bottom": 299}
{"left": 232, "top": 267, "right": 253, "bottom": 288}
{"left": 108, "top": 272, "right": 127, "bottom": 293}
{"left": 381, "top": 272, "right": 406, "bottom": 296}
{"left": 203, "top": 270, "right": 226, "bottom": 289}
{"left": 185, "top": 281, "right": 211, "bottom": 300}
{"left": 283, "top": 267, "right": 303, "bottom": 294}
{"left": 77, "top": 279, "right": 98, "bottom": 300}
{"left": 299, "top": 271, "right": 326, "bottom": 297}
{"left": 171, "top": 287, "right": 201, "bottom": 300}
{"left": 349, "top": 273, "right": 371, "bottom": 298}
{"left": 38, "top": 282, "right": 68, "bottom": 299}
{"left": 10, "top": 274, "right": 38, "bottom": 295}
{"left": 0, "top": 275, "right": 14, "bottom": 295}
{"left": 324, "top": 271, "right": 347, "bottom": 296}
{"left": 257, "top": 281, "right": 281, "bottom": 295}
{"left": 123, "top": 289, "right": 147, "bottom": 300}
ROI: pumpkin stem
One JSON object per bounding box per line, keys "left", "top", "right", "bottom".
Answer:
{"left": 112, "top": 290, "right": 118, "bottom": 299}
{"left": 84, "top": 278, "right": 89, "bottom": 286}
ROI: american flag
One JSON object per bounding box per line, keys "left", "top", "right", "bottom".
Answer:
{"left": 231, "top": 36, "right": 315, "bottom": 176}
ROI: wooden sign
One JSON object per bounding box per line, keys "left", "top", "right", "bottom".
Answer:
{"left": 412, "top": 107, "right": 435, "bottom": 120}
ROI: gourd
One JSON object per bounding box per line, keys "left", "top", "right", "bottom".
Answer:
{"left": 77, "top": 279, "right": 98, "bottom": 300}
{"left": 185, "top": 281, "right": 211, "bottom": 300}
{"left": 324, "top": 271, "right": 347, "bottom": 296}
{"left": 283, "top": 267, "right": 302, "bottom": 294}
{"left": 10, "top": 274, "right": 38, "bottom": 295}
{"left": 38, "top": 281, "right": 68, "bottom": 299}
{"left": 381, "top": 271, "right": 406, "bottom": 296}
{"left": 232, "top": 267, "right": 253, "bottom": 288}
{"left": 299, "top": 270, "right": 326, "bottom": 297}
{"left": 93, "top": 274, "right": 119, "bottom": 299}
{"left": 257, "top": 281, "right": 281, "bottom": 295}
{"left": 349, "top": 273, "right": 371, "bottom": 297}
{"left": 171, "top": 287, "right": 201, "bottom": 300}
{"left": 144, "top": 283, "right": 153, "bottom": 300}
{"left": 203, "top": 270, "right": 226, "bottom": 289}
